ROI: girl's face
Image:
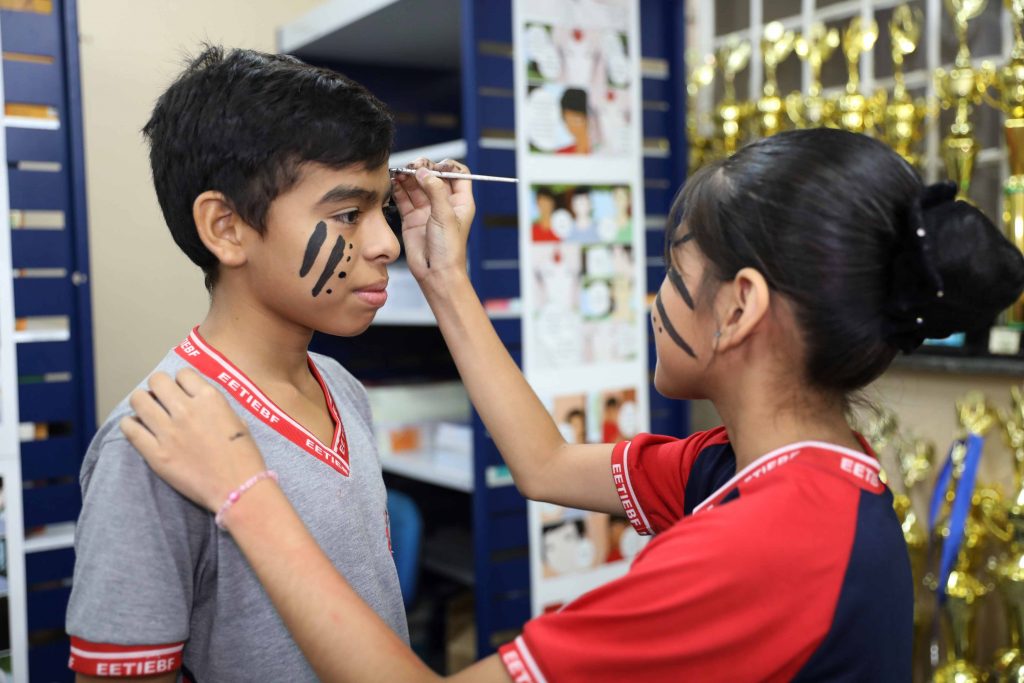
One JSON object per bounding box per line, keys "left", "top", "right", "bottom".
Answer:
{"left": 651, "top": 227, "right": 716, "bottom": 398}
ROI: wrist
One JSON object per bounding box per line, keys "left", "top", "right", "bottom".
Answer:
{"left": 420, "top": 267, "right": 473, "bottom": 303}
{"left": 215, "top": 470, "right": 278, "bottom": 530}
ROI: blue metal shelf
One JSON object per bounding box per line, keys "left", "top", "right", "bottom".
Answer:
{"left": 3, "top": 0, "right": 95, "bottom": 678}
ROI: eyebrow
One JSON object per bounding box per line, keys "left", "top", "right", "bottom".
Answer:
{"left": 315, "top": 184, "right": 384, "bottom": 208}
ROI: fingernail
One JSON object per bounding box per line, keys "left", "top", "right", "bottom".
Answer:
{"left": 416, "top": 167, "right": 430, "bottom": 180}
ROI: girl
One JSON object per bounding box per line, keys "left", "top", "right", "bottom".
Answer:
{"left": 123, "top": 129, "right": 1024, "bottom": 682}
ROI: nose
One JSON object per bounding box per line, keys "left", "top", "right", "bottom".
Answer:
{"left": 363, "top": 208, "right": 401, "bottom": 265}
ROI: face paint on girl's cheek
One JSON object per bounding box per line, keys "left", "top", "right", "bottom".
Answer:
{"left": 654, "top": 292, "right": 697, "bottom": 359}
{"left": 667, "top": 268, "right": 695, "bottom": 310}
{"left": 300, "top": 222, "right": 328, "bottom": 277}
{"left": 311, "top": 235, "right": 347, "bottom": 297}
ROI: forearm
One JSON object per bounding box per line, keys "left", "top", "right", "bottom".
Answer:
{"left": 422, "top": 271, "right": 620, "bottom": 513}
{"left": 225, "top": 483, "right": 438, "bottom": 683}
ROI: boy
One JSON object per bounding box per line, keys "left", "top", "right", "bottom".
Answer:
{"left": 65, "top": 46, "right": 406, "bottom": 682}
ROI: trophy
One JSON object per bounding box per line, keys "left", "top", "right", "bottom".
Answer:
{"left": 934, "top": 0, "right": 993, "bottom": 200}
{"left": 755, "top": 21, "right": 795, "bottom": 138}
{"left": 983, "top": 0, "right": 1024, "bottom": 326}
{"left": 932, "top": 392, "right": 1000, "bottom": 683}
{"left": 787, "top": 23, "right": 840, "bottom": 128}
{"left": 881, "top": 5, "right": 930, "bottom": 167}
{"left": 713, "top": 39, "right": 752, "bottom": 156}
{"left": 835, "top": 16, "right": 885, "bottom": 134}
{"left": 991, "top": 387, "right": 1024, "bottom": 680}
{"left": 687, "top": 52, "right": 716, "bottom": 173}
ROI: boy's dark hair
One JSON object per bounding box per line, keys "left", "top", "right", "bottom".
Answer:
{"left": 143, "top": 45, "right": 394, "bottom": 290}
{"left": 671, "top": 128, "right": 1024, "bottom": 395}
{"left": 560, "top": 88, "right": 588, "bottom": 115}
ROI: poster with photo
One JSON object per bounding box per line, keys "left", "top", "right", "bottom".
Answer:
{"left": 522, "top": 17, "right": 633, "bottom": 156}
{"left": 515, "top": 0, "right": 646, "bottom": 616}
{"left": 530, "top": 184, "right": 637, "bottom": 369}
{"left": 539, "top": 388, "right": 647, "bottom": 584}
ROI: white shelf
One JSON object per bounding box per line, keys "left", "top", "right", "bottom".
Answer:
{"left": 379, "top": 450, "right": 473, "bottom": 492}
{"left": 24, "top": 521, "right": 75, "bottom": 554}
{"left": 4, "top": 116, "right": 59, "bottom": 131}
{"left": 12, "top": 328, "right": 70, "bottom": 344}
{"left": 279, "top": 0, "right": 461, "bottom": 69}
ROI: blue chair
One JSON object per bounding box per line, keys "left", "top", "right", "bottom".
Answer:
{"left": 386, "top": 489, "right": 423, "bottom": 608}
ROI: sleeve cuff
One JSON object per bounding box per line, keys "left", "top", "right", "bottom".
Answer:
{"left": 69, "top": 637, "right": 184, "bottom": 677}
{"left": 499, "top": 635, "right": 548, "bottom": 683}
{"left": 611, "top": 440, "right": 655, "bottom": 536}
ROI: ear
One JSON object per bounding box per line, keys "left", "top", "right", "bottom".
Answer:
{"left": 714, "top": 267, "right": 770, "bottom": 352}
{"left": 193, "top": 191, "right": 248, "bottom": 270}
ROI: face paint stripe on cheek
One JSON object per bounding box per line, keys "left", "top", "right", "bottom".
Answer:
{"left": 300, "top": 221, "right": 328, "bottom": 277}
{"left": 655, "top": 292, "right": 697, "bottom": 359}
{"left": 668, "top": 268, "right": 695, "bottom": 310}
{"left": 311, "top": 235, "right": 347, "bottom": 297}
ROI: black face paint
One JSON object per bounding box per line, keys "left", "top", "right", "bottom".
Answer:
{"left": 338, "top": 272, "right": 347, "bottom": 279}
{"left": 346, "top": 255, "right": 352, "bottom": 262}
{"left": 667, "top": 268, "right": 695, "bottom": 310}
{"left": 312, "top": 236, "right": 346, "bottom": 297}
{"left": 326, "top": 289, "right": 333, "bottom": 294}
{"left": 229, "top": 431, "right": 247, "bottom": 441}
{"left": 655, "top": 292, "right": 696, "bottom": 358}
{"left": 300, "top": 221, "right": 328, "bottom": 277}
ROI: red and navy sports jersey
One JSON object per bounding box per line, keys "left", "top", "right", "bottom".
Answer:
{"left": 499, "top": 427, "right": 913, "bottom": 682}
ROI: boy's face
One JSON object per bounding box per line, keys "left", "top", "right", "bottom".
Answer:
{"left": 241, "top": 162, "right": 400, "bottom": 337}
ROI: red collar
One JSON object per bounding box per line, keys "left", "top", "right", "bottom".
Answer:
{"left": 175, "top": 327, "right": 350, "bottom": 477}
{"left": 693, "top": 440, "right": 883, "bottom": 514}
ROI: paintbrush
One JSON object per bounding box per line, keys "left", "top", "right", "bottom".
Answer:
{"left": 389, "top": 167, "right": 519, "bottom": 184}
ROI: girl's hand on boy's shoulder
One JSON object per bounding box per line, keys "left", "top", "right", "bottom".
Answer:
{"left": 392, "top": 158, "right": 475, "bottom": 289}
{"left": 120, "top": 368, "right": 268, "bottom": 513}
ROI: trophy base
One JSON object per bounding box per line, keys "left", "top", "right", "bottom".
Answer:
{"left": 934, "top": 659, "right": 985, "bottom": 683}
{"left": 994, "top": 647, "right": 1024, "bottom": 683}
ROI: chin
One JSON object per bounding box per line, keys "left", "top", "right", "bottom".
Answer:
{"left": 653, "top": 365, "right": 700, "bottom": 401}
{"left": 315, "top": 313, "right": 375, "bottom": 338}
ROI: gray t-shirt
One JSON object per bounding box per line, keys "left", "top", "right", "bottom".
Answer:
{"left": 66, "top": 331, "right": 407, "bottom": 681}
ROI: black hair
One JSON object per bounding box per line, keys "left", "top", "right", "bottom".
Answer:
{"left": 670, "top": 128, "right": 1024, "bottom": 395}
{"left": 605, "top": 397, "right": 619, "bottom": 409}
{"left": 560, "top": 88, "right": 588, "bottom": 114}
{"left": 566, "top": 408, "right": 586, "bottom": 422}
{"left": 142, "top": 45, "right": 395, "bottom": 290}
{"left": 536, "top": 187, "right": 556, "bottom": 200}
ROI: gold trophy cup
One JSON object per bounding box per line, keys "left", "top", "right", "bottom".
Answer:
{"left": 934, "top": 0, "right": 993, "bottom": 200}
{"left": 991, "top": 387, "right": 1024, "bottom": 681}
{"left": 881, "top": 5, "right": 930, "bottom": 167}
{"left": 713, "top": 39, "right": 752, "bottom": 157}
{"left": 836, "top": 16, "right": 885, "bottom": 134}
{"left": 787, "top": 23, "right": 840, "bottom": 128}
{"left": 984, "top": 0, "right": 1024, "bottom": 326}
{"left": 755, "top": 21, "right": 795, "bottom": 138}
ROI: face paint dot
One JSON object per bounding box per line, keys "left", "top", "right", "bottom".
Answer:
{"left": 338, "top": 271, "right": 347, "bottom": 279}
{"left": 326, "top": 289, "right": 333, "bottom": 294}
{"left": 346, "top": 256, "right": 352, "bottom": 262}
{"left": 348, "top": 243, "right": 354, "bottom": 250}
{"left": 658, "top": 327, "right": 663, "bottom": 333}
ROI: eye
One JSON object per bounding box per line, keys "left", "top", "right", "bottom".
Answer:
{"left": 330, "top": 209, "right": 362, "bottom": 226}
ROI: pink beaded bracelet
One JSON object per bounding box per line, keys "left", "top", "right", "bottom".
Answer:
{"left": 214, "top": 470, "right": 278, "bottom": 529}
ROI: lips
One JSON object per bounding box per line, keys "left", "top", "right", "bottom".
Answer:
{"left": 353, "top": 280, "right": 388, "bottom": 308}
